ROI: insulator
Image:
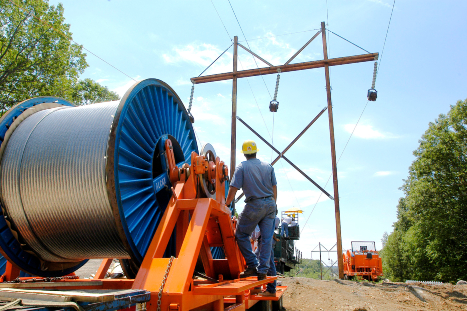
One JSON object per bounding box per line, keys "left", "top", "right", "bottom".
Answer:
{"left": 0, "top": 79, "right": 198, "bottom": 277}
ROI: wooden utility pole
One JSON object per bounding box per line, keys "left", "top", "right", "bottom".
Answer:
{"left": 321, "top": 21, "right": 344, "bottom": 280}
{"left": 230, "top": 36, "right": 238, "bottom": 180}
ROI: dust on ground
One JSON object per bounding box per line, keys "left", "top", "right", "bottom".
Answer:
{"left": 280, "top": 277, "right": 467, "bottom": 311}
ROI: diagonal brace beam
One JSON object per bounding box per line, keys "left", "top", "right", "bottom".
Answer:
{"left": 284, "top": 30, "right": 322, "bottom": 65}
{"left": 235, "top": 106, "right": 328, "bottom": 202}
{"left": 236, "top": 116, "right": 334, "bottom": 200}
{"left": 237, "top": 43, "right": 274, "bottom": 67}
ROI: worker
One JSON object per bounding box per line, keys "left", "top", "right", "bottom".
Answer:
{"left": 225, "top": 140, "right": 277, "bottom": 283}
{"left": 281, "top": 214, "right": 292, "bottom": 238}
{"left": 252, "top": 216, "right": 280, "bottom": 296}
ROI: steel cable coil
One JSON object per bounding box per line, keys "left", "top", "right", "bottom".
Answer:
{"left": 1, "top": 102, "right": 128, "bottom": 262}
{"left": 0, "top": 79, "right": 198, "bottom": 276}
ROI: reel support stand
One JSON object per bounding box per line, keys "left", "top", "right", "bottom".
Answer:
{"left": 131, "top": 137, "right": 282, "bottom": 310}
{"left": 0, "top": 139, "right": 285, "bottom": 311}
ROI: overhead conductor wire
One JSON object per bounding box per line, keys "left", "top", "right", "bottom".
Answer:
{"left": 210, "top": 0, "right": 232, "bottom": 40}
{"left": 301, "top": 0, "right": 396, "bottom": 233}
{"left": 215, "top": 0, "right": 302, "bottom": 209}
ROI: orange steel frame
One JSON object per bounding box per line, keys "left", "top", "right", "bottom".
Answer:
{"left": 0, "top": 139, "right": 282, "bottom": 311}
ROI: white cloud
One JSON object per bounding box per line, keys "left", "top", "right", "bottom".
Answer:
{"left": 190, "top": 96, "right": 227, "bottom": 126}
{"left": 161, "top": 34, "right": 314, "bottom": 76}
{"left": 374, "top": 171, "right": 396, "bottom": 177}
{"left": 344, "top": 123, "right": 394, "bottom": 139}
{"left": 95, "top": 78, "right": 108, "bottom": 84}
{"left": 175, "top": 78, "right": 191, "bottom": 86}
{"left": 111, "top": 77, "right": 141, "bottom": 97}
{"left": 276, "top": 189, "right": 330, "bottom": 211}
{"left": 367, "top": 0, "right": 393, "bottom": 9}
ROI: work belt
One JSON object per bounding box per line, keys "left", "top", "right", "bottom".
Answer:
{"left": 245, "top": 195, "right": 272, "bottom": 203}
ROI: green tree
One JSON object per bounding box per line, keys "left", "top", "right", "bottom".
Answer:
{"left": 382, "top": 99, "right": 467, "bottom": 283}
{"left": 0, "top": 0, "right": 119, "bottom": 109}
{"left": 71, "top": 78, "right": 119, "bottom": 105}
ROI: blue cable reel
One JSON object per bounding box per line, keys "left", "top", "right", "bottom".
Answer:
{"left": 0, "top": 79, "right": 198, "bottom": 277}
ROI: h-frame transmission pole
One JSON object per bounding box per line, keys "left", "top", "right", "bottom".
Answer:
{"left": 190, "top": 22, "right": 378, "bottom": 279}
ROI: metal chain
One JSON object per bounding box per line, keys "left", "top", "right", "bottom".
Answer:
{"left": 273, "top": 69, "right": 281, "bottom": 101}
{"left": 371, "top": 61, "right": 378, "bottom": 89}
{"left": 157, "top": 256, "right": 175, "bottom": 311}
{"left": 187, "top": 84, "right": 195, "bottom": 114}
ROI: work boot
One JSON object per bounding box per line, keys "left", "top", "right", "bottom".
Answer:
{"left": 250, "top": 287, "right": 262, "bottom": 295}
{"left": 259, "top": 291, "right": 276, "bottom": 297}
{"left": 257, "top": 273, "right": 267, "bottom": 280}
{"left": 240, "top": 267, "right": 258, "bottom": 278}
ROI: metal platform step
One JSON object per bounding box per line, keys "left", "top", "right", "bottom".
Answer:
{"left": 249, "top": 286, "right": 287, "bottom": 301}
{"left": 193, "top": 276, "right": 277, "bottom": 296}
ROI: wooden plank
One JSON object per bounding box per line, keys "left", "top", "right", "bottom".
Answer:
{"left": 0, "top": 288, "right": 146, "bottom": 303}
{"left": 0, "top": 281, "right": 103, "bottom": 289}
{"left": 191, "top": 53, "right": 378, "bottom": 84}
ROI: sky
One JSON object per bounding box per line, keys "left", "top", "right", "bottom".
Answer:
{"left": 48, "top": 0, "right": 467, "bottom": 263}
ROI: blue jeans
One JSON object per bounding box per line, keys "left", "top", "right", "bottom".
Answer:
{"left": 281, "top": 222, "right": 289, "bottom": 237}
{"left": 255, "top": 237, "right": 277, "bottom": 293}
{"left": 236, "top": 197, "right": 276, "bottom": 274}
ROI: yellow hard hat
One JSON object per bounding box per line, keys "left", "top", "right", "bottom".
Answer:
{"left": 241, "top": 140, "right": 258, "bottom": 154}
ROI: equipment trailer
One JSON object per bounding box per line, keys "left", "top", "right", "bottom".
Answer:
{"left": 0, "top": 79, "right": 285, "bottom": 311}
{"left": 274, "top": 211, "right": 302, "bottom": 274}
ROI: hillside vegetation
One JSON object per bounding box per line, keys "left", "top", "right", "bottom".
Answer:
{"left": 286, "top": 259, "right": 338, "bottom": 280}
{"left": 381, "top": 99, "right": 467, "bottom": 283}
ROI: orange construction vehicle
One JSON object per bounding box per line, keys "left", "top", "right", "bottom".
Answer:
{"left": 343, "top": 241, "right": 383, "bottom": 281}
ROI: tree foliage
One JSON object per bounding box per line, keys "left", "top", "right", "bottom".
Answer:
{"left": 71, "top": 79, "right": 119, "bottom": 105}
{"left": 381, "top": 99, "right": 467, "bottom": 283}
{"left": 0, "top": 0, "right": 119, "bottom": 108}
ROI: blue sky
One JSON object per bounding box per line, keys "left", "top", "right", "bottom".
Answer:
{"left": 49, "top": 0, "right": 467, "bottom": 261}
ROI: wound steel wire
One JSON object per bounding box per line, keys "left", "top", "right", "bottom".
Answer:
{"left": 0, "top": 102, "right": 130, "bottom": 262}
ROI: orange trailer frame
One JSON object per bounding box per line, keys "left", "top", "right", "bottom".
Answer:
{"left": 0, "top": 140, "right": 285, "bottom": 311}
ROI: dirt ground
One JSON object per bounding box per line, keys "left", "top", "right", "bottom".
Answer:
{"left": 280, "top": 277, "right": 467, "bottom": 311}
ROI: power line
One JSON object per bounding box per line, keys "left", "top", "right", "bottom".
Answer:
{"left": 226, "top": 0, "right": 272, "bottom": 99}
{"left": 378, "top": 0, "right": 396, "bottom": 74}
{"left": 226, "top": 0, "right": 302, "bottom": 208}
{"left": 327, "top": 29, "right": 371, "bottom": 54}
{"left": 237, "top": 50, "right": 303, "bottom": 210}
{"left": 210, "top": 0, "right": 232, "bottom": 40}
{"left": 197, "top": 43, "right": 233, "bottom": 77}
{"left": 301, "top": 100, "right": 370, "bottom": 232}
{"left": 239, "top": 29, "right": 321, "bottom": 42}
{"left": 7, "top": 0, "right": 136, "bottom": 82}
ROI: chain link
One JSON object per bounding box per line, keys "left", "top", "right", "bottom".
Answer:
{"left": 371, "top": 61, "right": 378, "bottom": 89}
{"left": 273, "top": 69, "right": 281, "bottom": 101}
{"left": 157, "top": 256, "right": 175, "bottom": 311}
{"left": 187, "top": 84, "right": 195, "bottom": 114}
